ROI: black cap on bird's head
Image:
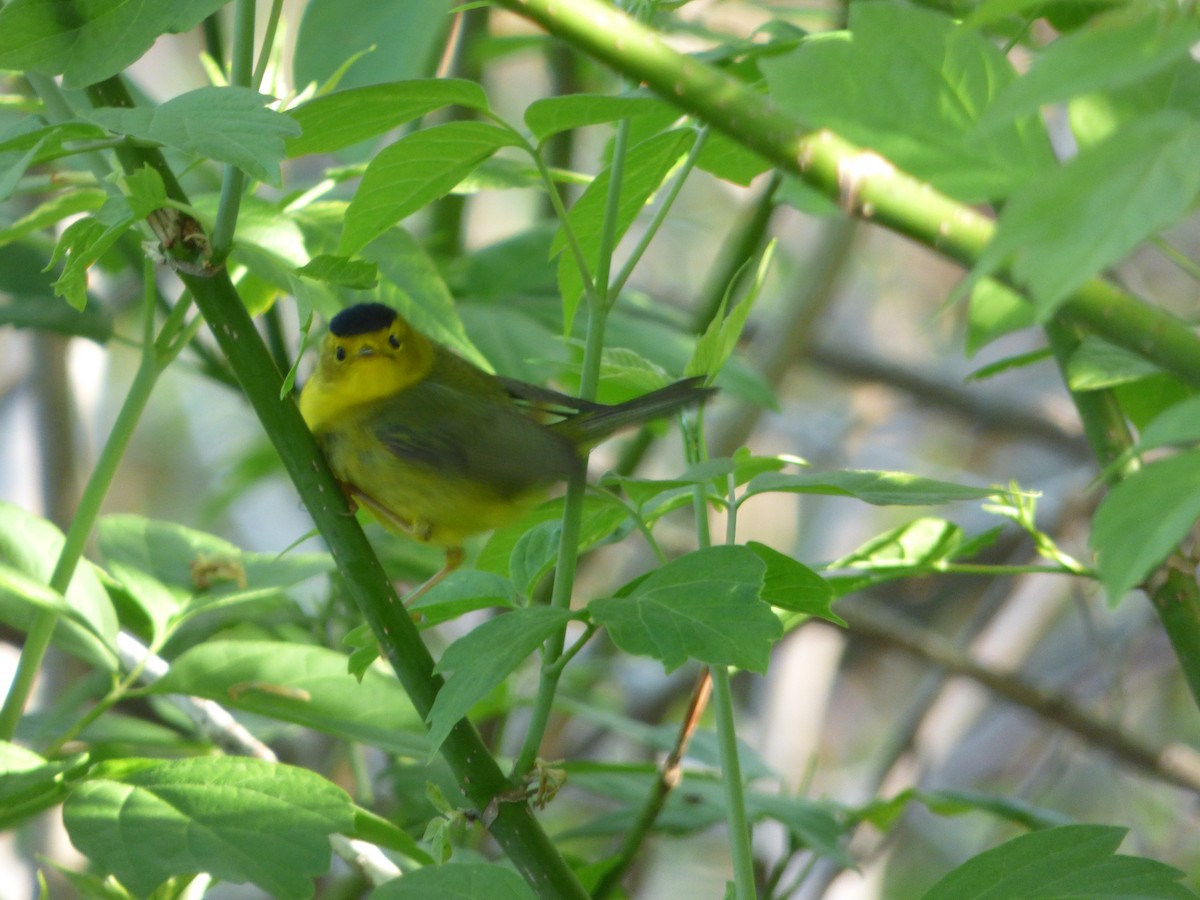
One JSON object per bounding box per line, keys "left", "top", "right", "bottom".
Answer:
{"left": 329, "top": 303, "right": 399, "bottom": 338}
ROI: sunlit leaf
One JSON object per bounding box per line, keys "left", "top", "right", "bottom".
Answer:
{"left": 63, "top": 757, "right": 353, "bottom": 898}
{"left": 1091, "top": 450, "right": 1200, "bottom": 604}
{"left": 426, "top": 607, "right": 576, "bottom": 753}
{"left": 152, "top": 641, "right": 426, "bottom": 757}
{"left": 590, "top": 546, "right": 779, "bottom": 673}
{"left": 286, "top": 79, "right": 488, "bottom": 156}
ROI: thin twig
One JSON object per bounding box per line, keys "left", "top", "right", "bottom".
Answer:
{"left": 593, "top": 669, "right": 713, "bottom": 899}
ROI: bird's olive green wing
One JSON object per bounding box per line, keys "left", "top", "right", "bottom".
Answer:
{"left": 370, "top": 378, "right": 581, "bottom": 496}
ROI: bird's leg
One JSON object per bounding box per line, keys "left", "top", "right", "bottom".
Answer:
{"left": 339, "top": 487, "right": 463, "bottom": 606}
{"left": 333, "top": 480, "right": 361, "bottom": 516}
{"left": 402, "top": 546, "right": 464, "bottom": 607}
{"left": 345, "top": 486, "right": 416, "bottom": 534}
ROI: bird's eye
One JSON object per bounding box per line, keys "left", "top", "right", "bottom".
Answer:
{"left": 335, "top": 346, "right": 346, "bottom": 361}
{"left": 388, "top": 334, "right": 401, "bottom": 349}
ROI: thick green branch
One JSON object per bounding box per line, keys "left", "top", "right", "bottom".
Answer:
{"left": 84, "top": 77, "right": 587, "bottom": 900}
{"left": 491, "top": 0, "right": 1200, "bottom": 389}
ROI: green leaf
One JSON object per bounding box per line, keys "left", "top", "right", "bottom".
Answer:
{"left": 1069, "top": 54, "right": 1200, "bottom": 151}
{"left": 553, "top": 128, "right": 696, "bottom": 330}
{"left": 973, "top": 113, "right": 1200, "bottom": 318}
{"left": 595, "top": 346, "right": 671, "bottom": 399}
{"left": 776, "top": 172, "right": 846, "bottom": 218}
{"left": 293, "top": 0, "right": 447, "bottom": 92}
{"left": 589, "top": 545, "right": 779, "bottom": 673}
{"left": 151, "top": 641, "right": 426, "bottom": 757}
{"left": 966, "top": 348, "right": 1054, "bottom": 383}
{"left": 1133, "top": 395, "right": 1200, "bottom": 456}
{"left": 0, "top": 146, "right": 43, "bottom": 205}
{"left": 408, "top": 569, "right": 517, "bottom": 626}
{"left": 372, "top": 863, "right": 536, "bottom": 899}
{"left": 350, "top": 806, "right": 434, "bottom": 866}
{"left": 746, "top": 792, "right": 852, "bottom": 868}
{"left": 457, "top": 225, "right": 559, "bottom": 300}
{"left": 63, "top": 757, "right": 354, "bottom": 899}
{"left": 695, "top": 130, "right": 773, "bottom": 187}
{"left": 87, "top": 87, "right": 300, "bottom": 186}
{"left": 0, "top": 187, "right": 107, "bottom": 247}
{"left": 921, "top": 824, "right": 1194, "bottom": 900}
{"left": 979, "top": 7, "right": 1200, "bottom": 130}
{"left": 362, "top": 229, "right": 493, "bottom": 370}
{"left": 97, "top": 515, "right": 333, "bottom": 641}
{"left": 1091, "top": 450, "right": 1200, "bottom": 604}
{"left": 686, "top": 240, "right": 773, "bottom": 379}
{"left": 746, "top": 541, "right": 840, "bottom": 624}
{"left": 47, "top": 213, "right": 132, "bottom": 310}
{"left": 965, "top": 278, "right": 1035, "bottom": 356}
{"left": 742, "top": 470, "right": 1000, "bottom": 506}
{"left": 524, "top": 93, "right": 674, "bottom": 142}
{"left": 917, "top": 788, "right": 1073, "bottom": 832}
{"left": 832, "top": 518, "right": 965, "bottom": 570}
{"left": 604, "top": 305, "right": 778, "bottom": 409}
{"left": 295, "top": 254, "right": 378, "bottom": 289}
{"left": 508, "top": 520, "right": 561, "bottom": 597}
{"left": 339, "top": 121, "right": 518, "bottom": 256}
{"left": 615, "top": 454, "right": 789, "bottom": 507}
{"left": 1115, "top": 375, "right": 1194, "bottom": 435}
{"left": 459, "top": 302, "right": 566, "bottom": 385}
{"left": 1066, "top": 335, "right": 1164, "bottom": 390}
{"left": 0, "top": 742, "right": 85, "bottom": 829}
{"left": 285, "top": 79, "right": 488, "bottom": 156}
{"left": 0, "top": 0, "right": 230, "bottom": 88}
{"left": 475, "top": 494, "right": 630, "bottom": 576}
{"left": 0, "top": 502, "right": 117, "bottom": 667}
{"left": 761, "top": 3, "right": 1053, "bottom": 203}
{"left": 0, "top": 119, "right": 108, "bottom": 160}
{"left": 426, "top": 607, "right": 576, "bottom": 753}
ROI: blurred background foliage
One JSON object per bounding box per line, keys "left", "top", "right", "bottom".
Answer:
{"left": 1, "top": 0, "right": 1199, "bottom": 897}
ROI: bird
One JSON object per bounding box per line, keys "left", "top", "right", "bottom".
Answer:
{"left": 299, "top": 302, "right": 711, "bottom": 598}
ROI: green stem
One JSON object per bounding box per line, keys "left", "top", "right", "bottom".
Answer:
{"left": 251, "top": 0, "right": 286, "bottom": 91}
{"left": 1150, "top": 566, "right": 1200, "bottom": 711}
{"left": 201, "top": 12, "right": 225, "bottom": 68}
{"left": 86, "top": 76, "right": 588, "bottom": 900}
{"left": 492, "top": 0, "right": 1200, "bottom": 389}
{"left": 210, "top": 0, "right": 256, "bottom": 261}
{"left": 593, "top": 116, "right": 631, "bottom": 311}
{"left": 684, "top": 436, "right": 753, "bottom": 896}
{"left": 263, "top": 304, "right": 292, "bottom": 383}
{"left": 710, "top": 665, "right": 756, "bottom": 899}
{"left": 513, "top": 112, "right": 634, "bottom": 776}
{"left": 546, "top": 622, "right": 598, "bottom": 677}
{"left": 512, "top": 299, "right": 611, "bottom": 776}
{"left": 1151, "top": 237, "right": 1200, "bottom": 284}
{"left": 932, "top": 562, "right": 1089, "bottom": 577}
{"left": 426, "top": 8, "right": 488, "bottom": 261}
{"left": 513, "top": 122, "right": 598, "bottom": 307}
{"left": 608, "top": 126, "right": 709, "bottom": 299}
{"left": 1042, "top": 320, "right": 1200, "bottom": 704}
{"left": 512, "top": 469, "right": 588, "bottom": 777}
{"left": 0, "top": 268, "right": 168, "bottom": 740}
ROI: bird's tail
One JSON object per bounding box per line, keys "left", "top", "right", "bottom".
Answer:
{"left": 555, "top": 376, "right": 714, "bottom": 447}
